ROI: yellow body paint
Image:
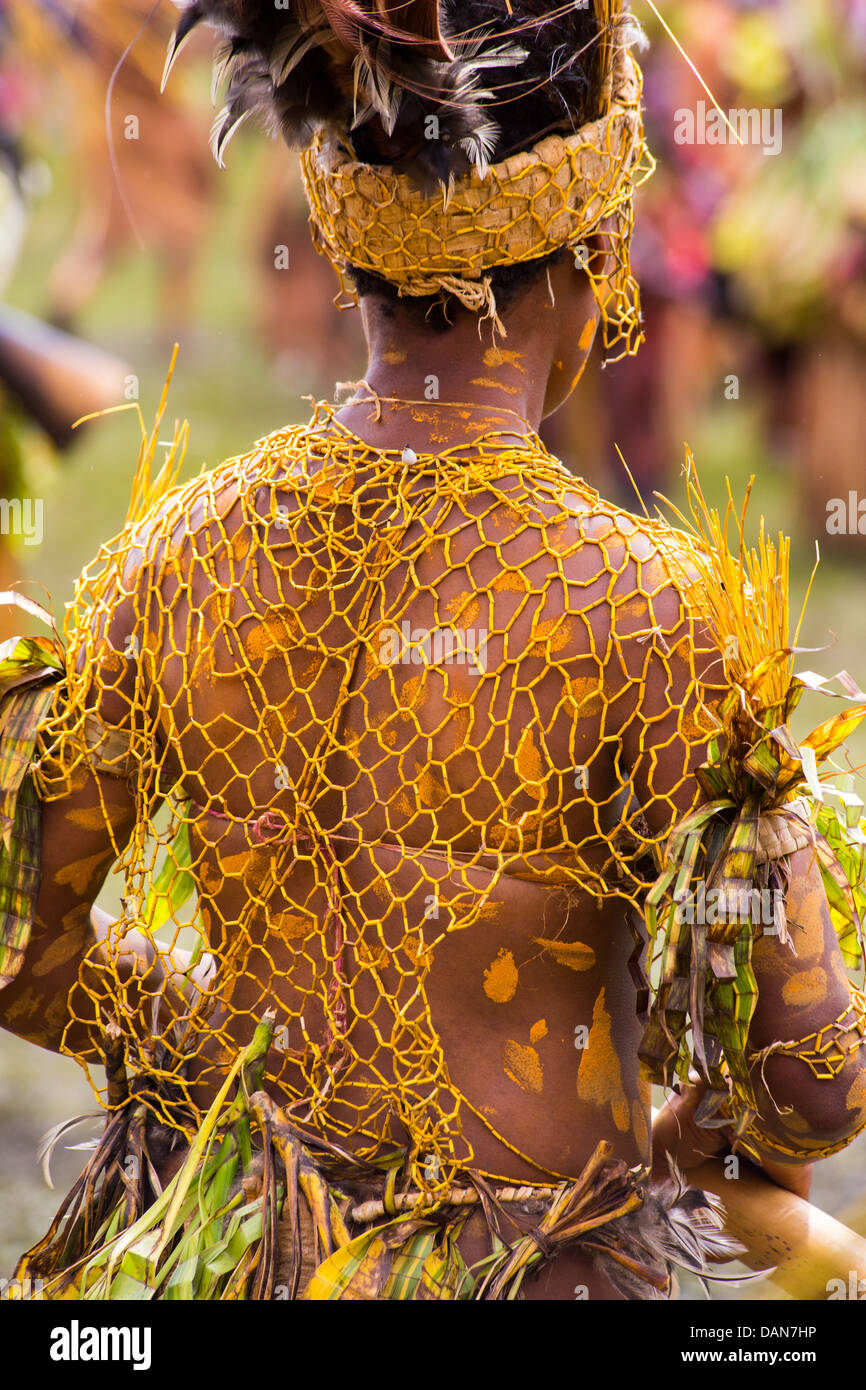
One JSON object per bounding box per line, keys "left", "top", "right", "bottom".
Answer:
{"left": 482, "top": 347, "right": 525, "bottom": 373}
{"left": 469, "top": 377, "right": 520, "bottom": 395}
{"left": 444, "top": 593, "right": 482, "bottom": 627}
{"left": 566, "top": 675, "right": 604, "bottom": 716}
{"left": 781, "top": 966, "right": 828, "bottom": 1008}
{"left": 417, "top": 767, "right": 448, "bottom": 809}
{"left": 231, "top": 530, "right": 252, "bottom": 562}
{"left": 32, "top": 932, "right": 87, "bottom": 978}
{"left": 783, "top": 1110, "right": 811, "bottom": 1134}
{"left": 529, "top": 1018, "right": 548, "bottom": 1043}
{"left": 483, "top": 948, "right": 519, "bottom": 1003}
{"left": 578, "top": 319, "right": 596, "bottom": 352}
{"left": 490, "top": 570, "right": 528, "bottom": 594}
{"left": 197, "top": 860, "right": 224, "bottom": 894}
{"left": 534, "top": 937, "right": 595, "bottom": 972}
{"left": 791, "top": 883, "right": 829, "bottom": 958}
{"left": 393, "top": 789, "right": 413, "bottom": 818}
{"left": 577, "top": 987, "right": 630, "bottom": 1133}
{"left": 846, "top": 1070, "right": 866, "bottom": 1113}
{"left": 502, "top": 1038, "right": 543, "bottom": 1094}
{"left": 242, "top": 613, "right": 297, "bottom": 661}
{"left": 272, "top": 911, "right": 315, "bottom": 941}
{"left": 398, "top": 673, "right": 424, "bottom": 708}
{"left": 55, "top": 852, "right": 112, "bottom": 898}
{"left": 66, "top": 806, "right": 111, "bottom": 832}
{"left": 528, "top": 615, "right": 577, "bottom": 657}
{"left": 475, "top": 901, "right": 505, "bottom": 923}
{"left": 514, "top": 727, "right": 544, "bottom": 786}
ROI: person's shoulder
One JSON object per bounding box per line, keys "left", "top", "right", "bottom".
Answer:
{"left": 541, "top": 467, "right": 702, "bottom": 599}
{"left": 81, "top": 422, "right": 315, "bottom": 590}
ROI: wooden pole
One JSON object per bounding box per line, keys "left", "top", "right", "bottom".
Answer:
{"left": 692, "top": 1157, "right": 866, "bottom": 1300}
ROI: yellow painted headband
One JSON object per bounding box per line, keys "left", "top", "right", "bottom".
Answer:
{"left": 300, "top": 40, "right": 654, "bottom": 356}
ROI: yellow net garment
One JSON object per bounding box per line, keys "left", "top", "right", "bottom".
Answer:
{"left": 31, "top": 403, "right": 723, "bottom": 1202}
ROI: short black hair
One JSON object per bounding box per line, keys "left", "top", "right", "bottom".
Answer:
{"left": 348, "top": 247, "right": 571, "bottom": 331}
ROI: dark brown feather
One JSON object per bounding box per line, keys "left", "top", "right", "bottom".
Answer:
{"left": 167, "top": 0, "right": 606, "bottom": 183}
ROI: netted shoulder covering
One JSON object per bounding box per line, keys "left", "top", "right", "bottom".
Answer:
{"left": 31, "top": 405, "right": 723, "bottom": 1198}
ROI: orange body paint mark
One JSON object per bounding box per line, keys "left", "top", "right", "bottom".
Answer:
{"left": 578, "top": 318, "right": 596, "bottom": 352}
{"left": 781, "top": 966, "right": 828, "bottom": 1008}
{"left": 66, "top": 806, "right": 110, "bottom": 832}
{"left": 482, "top": 347, "right": 526, "bottom": 373}
{"left": 567, "top": 675, "right": 604, "bottom": 716}
{"left": 3, "top": 985, "right": 37, "bottom": 1022}
{"left": 514, "top": 726, "right": 544, "bottom": 786}
{"left": 576, "top": 987, "right": 630, "bottom": 1133}
{"left": 483, "top": 947, "right": 519, "bottom": 1003}
{"left": 491, "top": 570, "right": 528, "bottom": 594}
{"left": 791, "top": 883, "right": 830, "bottom": 959}
{"left": 529, "top": 1018, "right": 548, "bottom": 1044}
{"left": 782, "top": 1110, "right": 811, "bottom": 1134}
{"left": 272, "top": 911, "right": 315, "bottom": 941}
{"left": 476, "top": 901, "right": 505, "bottom": 923}
{"left": 831, "top": 954, "right": 851, "bottom": 987}
{"left": 231, "top": 530, "right": 252, "bottom": 562}
{"left": 217, "top": 848, "right": 266, "bottom": 879}
{"left": 43, "top": 995, "right": 69, "bottom": 1033}
{"left": 197, "top": 860, "right": 224, "bottom": 894}
{"left": 846, "top": 1069, "right": 866, "bottom": 1113}
{"left": 529, "top": 615, "right": 577, "bottom": 658}
{"left": 398, "top": 674, "right": 424, "bottom": 708}
{"left": 502, "top": 1038, "right": 543, "bottom": 1094}
{"left": 417, "top": 767, "right": 448, "bottom": 809}
{"left": 55, "top": 851, "right": 112, "bottom": 898}
{"left": 534, "top": 937, "right": 596, "bottom": 972}
{"left": 242, "top": 613, "right": 298, "bottom": 662}
{"left": 444, "top": 593, "right": 482, "bottom": 628}
{"left": 469, "top": 377, "right": 520, "bottom": 395}
{"left": 32, "top": 932, "right": 87, "bottom": 977}
{"left": 616, "top": 595, "right": 650, "bottom": 623}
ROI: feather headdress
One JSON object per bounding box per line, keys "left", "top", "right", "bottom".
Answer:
{"left": 164, "top": 0, "right": 543, "bottom": 180}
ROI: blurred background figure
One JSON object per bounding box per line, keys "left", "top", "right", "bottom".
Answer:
{"left": 5, "top": 0, "right": 214, "bottom": 342}
{"left": 0, "top": 1, "right": 129, "bottom": 641}
{"left": 710, "top": 0, "right": 866, "bottom": 553}
{"left": 254, "top": 149, "right": 364, "bottom": 389}
{"left": 547, "top": 0, "right": 866, "bottom": 552}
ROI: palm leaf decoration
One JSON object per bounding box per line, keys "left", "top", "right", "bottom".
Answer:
{"left": 639, "top": 452, "right": 866, "bottom": 1131}
{"left": 0, "top": 607, "right": 66, "bottom": 988}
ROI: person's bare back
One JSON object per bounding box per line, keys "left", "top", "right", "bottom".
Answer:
{"left": 85, "top": 421, "right": 707, "bottom": 1198}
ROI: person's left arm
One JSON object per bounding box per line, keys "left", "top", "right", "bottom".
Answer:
{"left": 615, "top": 565, "right": 866, "bottom": 1189}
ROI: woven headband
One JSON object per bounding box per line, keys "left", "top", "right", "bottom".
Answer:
{"left": 300, "top": 40, "right": 654, "bottom": 355}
